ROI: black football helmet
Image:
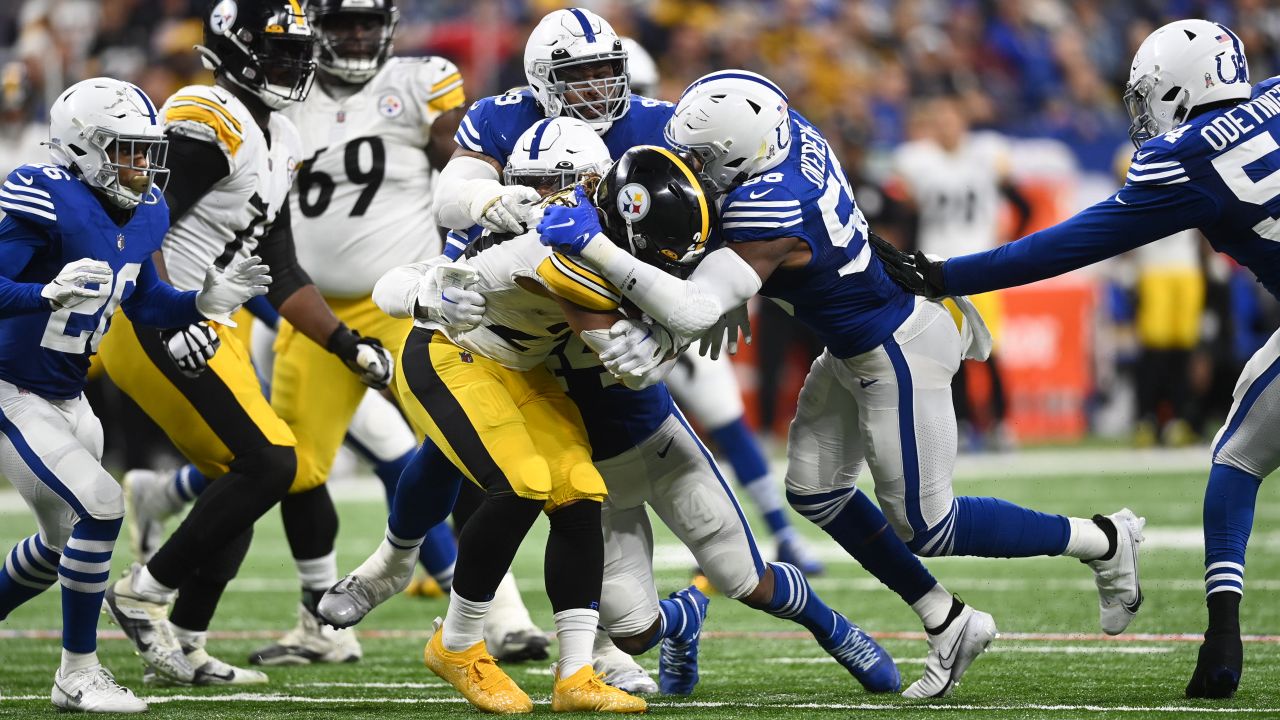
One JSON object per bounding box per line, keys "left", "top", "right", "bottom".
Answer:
{"left": 594, "top": 145, "right": 718, "bottom": 278}
{"left": 310, "top": 0, "right": 398, "bottom": 84}
{"left": 197, "top": 0, "right": 316, "bottom": 110}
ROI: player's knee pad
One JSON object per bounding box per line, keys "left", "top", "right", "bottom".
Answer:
{"left": 601, "top": 574, "right": 660, "bottom": 640}
{"left": 1212, "top": 438, "right": 1277, "bottom": 481}
{"left": 229, "top": 444, "right": 297, "bottom": 500}
{"left": 567, "top": 460, "right": 607, "bottom": 499}
{"left": 501, "top": 455, "right": 552, "bottom": 500}
{"left": 78, "top": 470, "right": 125, "bottom": 522}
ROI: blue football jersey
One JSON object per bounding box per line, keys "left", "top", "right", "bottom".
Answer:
{"left": 945, "top": 77, "right": 1280, "bottom": 299}
{"left": 0, "top": 164, "right": 196, "bottom": 399}
{"left": 545, "top": 332, "right": 673, "bottom": 461}
{"left": 453, "top": 90, "right": 675, "bottom": 166}
{"left": 720, "top": 110, "right": 915, "bottom": 358}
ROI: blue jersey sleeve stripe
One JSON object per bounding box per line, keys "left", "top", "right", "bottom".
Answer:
{"left": 1127, "top": 168, "right": 1186, "bottom": 183}
{"left": 3, "top": 181, "right": 50, "bottom": 199}
{"left": 1129, "top": 160, "right": 1180, "bottom": 171}
{"left": 726, "top": 199, "right": 800, "bottom": 209}
{"left": 0, "top": 199, "right": 56, "bottom": 222}
{"left": 460, "top": 115, "right": 482, "bottom": 142}
{"left": 722, "top": 208, "right": 802, "bottom": 219}
{"left": 723, "top": 217, "right": 804, "bottom": 230}
{"left": 0, "top": 189, "right": 54, "bottom": 210}
{"left": 1158, "top": 176, "right": 1190, "bottom": 185}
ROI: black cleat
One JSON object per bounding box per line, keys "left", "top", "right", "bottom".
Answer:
{"left": 1186, "top": 632, "right": 1243, "bottom": 699}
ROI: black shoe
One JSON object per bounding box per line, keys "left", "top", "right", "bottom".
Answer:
{"left": 1185, "top": 632, "right": 1243, "bottom": 699}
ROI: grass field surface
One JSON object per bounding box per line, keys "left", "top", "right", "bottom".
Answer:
{"left": 0, "top": 446, "right": 1277, "bottom": 718}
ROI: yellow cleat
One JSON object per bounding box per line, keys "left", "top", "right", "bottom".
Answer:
{"left": 424, "top": 622, "right": 532, "bottom": 714}
{"left": 691, "top": 572, "right": 718, "bottom": 597}
{"left": 406, "top": 575, "right": 445, "bottom": 598}
{"left": 552, "top": 665, "right": 647, "bottom": 713}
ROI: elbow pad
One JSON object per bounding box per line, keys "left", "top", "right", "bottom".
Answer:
{"left": 664, "top": 283, "right": 725, "bottom": 346}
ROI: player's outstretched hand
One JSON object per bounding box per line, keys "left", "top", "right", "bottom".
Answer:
{"left": 699, "top": 303, "right": 752, "bottom": 360}
{"left": 867, "top": 232, "right": 947, "bottom": 299}
{"left": 537, "top": 185, "right": 604, "bottom": 256}
{"left": 163, "top": 322, "right": 221, "bottom": 378}
{"left": 328, "top": 325, "right": 394, "bottom": 390}
{"left": 42, "top": 258, "right": 113, "bottom": 310}
{"left": 471, "top": 184, "right": 541, "bottom": 234}
{"left": 197, "top": 256, "right": 271, "bottom": 327}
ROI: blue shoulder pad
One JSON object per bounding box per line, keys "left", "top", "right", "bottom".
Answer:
{"left": 0, "top": 164, "right": 74, "bottom": 228}
{"left": 720, "top": 179, "right": 808, "bottom": 243}
{"left": 453, "top": 90, "right": 543, "bottom": 166}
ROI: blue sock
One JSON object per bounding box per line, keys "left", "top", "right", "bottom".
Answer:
{"left": 633, "top": 597, "right": 688, "bottom": 653}
{"left": 387, "top": 439, "right": 464, "bottom": 541}
{"left": 0, "top": 533, "right": 60, "bottom": 620}
{"left": 60, "top": 517, "right": 121, "bottom": 653}
{"left": 711, "top": 418, "right": 792, "bottom": 537}
{"left": 917, "top": 497, "right": 1069, "bottom": 558}
{"left": 1203, "top": 463, "right": 1260, "bottom": 599}
{"left": 762, "top": 561, "right": 839, "bottom": 639}
{"left": 788, "top": 486, "right": 936, "bottom": 605}
{"left": 173, "top": 465, "right": 210, "bottom": 502}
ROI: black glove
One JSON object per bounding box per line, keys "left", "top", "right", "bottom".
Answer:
{"left": 868, "top": 232, "right": 948, "bottom": 299}
{"left": 326, "top": 324, "right": 394, "bottom": 390}
{"left": 162, "top": 322, "right": 221, "bottom": 378}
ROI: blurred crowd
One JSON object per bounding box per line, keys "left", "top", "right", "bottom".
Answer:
{"left": 2, "top": 0, "right": 1279, "bottom": 457}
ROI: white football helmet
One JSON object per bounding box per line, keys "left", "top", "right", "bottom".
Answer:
{"left": 524, "top": 8, "right": 629, "bottom": 134}
{"left": 621, "top": 37, "right": 658, "bottom": 98}
{"left": 1124, "top": 19, "right": 1251, "bottom": 147}
{"left": 47, "top": 77, "right": 169, "bottom": 209}
{"left": 504, "top": 117, "right": 611, "bottom": 195}
{"left": 664, "top": 70, "right": 791, "bottom": 194}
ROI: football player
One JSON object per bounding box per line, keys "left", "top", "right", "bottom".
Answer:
{"left": 541, "top": 70, "right": 1144, "bottom": 698}
{"left": 0, "top": 77, "right": 266, "bottom": 712}
{"left": 871, "top": 20, "right": 1269, "bottom": 700}
{"left": 97, "top": 0, "right": 392, "bottom": 685}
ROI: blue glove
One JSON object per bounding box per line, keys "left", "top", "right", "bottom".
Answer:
{"left": 536, "top": 185, "right": 603, "bottom": 256}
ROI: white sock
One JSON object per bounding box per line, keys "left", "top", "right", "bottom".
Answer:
{"left": 487, "top": 571, "right": 534, "bottom": 627}
{"left": 360, "top": 532, "right": 419, "bottom": 578}
{"left": 442, "top": 589, "right": 490, "bottom": 652}
{"left": 741, "top": 474, "right": 785, "bottom": 516}
{"left": 171, "top": 624, "right": 206, "bottom": 652}
{"left": 910, "top": 583, "right": 954, "bottom": 630}
{"left": 432, "top": 562, "right": 456, "bottom": 593}
{"left": 592, "top": 627, "right": 616, "bottom": 657}
{"left": 60, "top": 649, "right": 99, "bottom": 674}
{"left": 1063, "top": 517, "right": 1110, "bottom": 560}
{"left": 131, "top": 565, "right": 176, "bottom": 602}
{"left": 555, "top": 608, "right": 600, "bottom": 678}
{"left": 296, "top": 551, "right": 338, "bottom": 592}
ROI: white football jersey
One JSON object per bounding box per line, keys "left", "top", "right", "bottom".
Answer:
{"left": 893, "top": 132, "right": 1009, "bottom": 258}
{"left": 160, "top": 85, "right": 302, "bottom": 292}
{"left": 445, "top": 231, "right": 571, "bottom": 372}
{"left": 284, "top": 57, "right": 466, "bottom": 298}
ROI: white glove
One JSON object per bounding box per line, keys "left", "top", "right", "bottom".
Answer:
{"left": 41, "top": 258, "right": 112, "bottom": 310}
{"left": 698, "top": 302, "right": 752, "bottom": 360}
{"left": 163, "top": 322, "right": 221, "bottom": 378}
{"left": 595, "top": 319, "right": 675, "bottom": 390}
{"left": 196, "top": 256, "right": 271, "bottom": 327}
{"left": 469, "top": 184, "right": 541, "bottom": 234}
{"left": 416, "top": 262, "right": 486, "bottom": 331}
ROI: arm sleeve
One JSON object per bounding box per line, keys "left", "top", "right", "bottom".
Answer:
{"left": 0, "top": 216, "right": 49, "bottom": 318}
{"left": 255, "top": 198, "right": 314, "bottom": 307}
{"left": 942, "top": 182, "right": 1221, "bottom": 296}
{"left": 120, "top": 256, "right": 203, "bottom": 328}
{"left": 163, "top": 133, "right": 231, "bottom": 225}
{"left": 373, "top": 261, "right": 437, "bottom": 319}
{"left": 433, "top": 155, "right": 505, "bottom": 230}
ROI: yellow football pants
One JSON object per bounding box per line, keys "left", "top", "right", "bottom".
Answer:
{"left": 270, "top": 295, "right": 414, "bottom": 493}
{"left": 1136, "top": 269, "right": 1204, "bottom": 350}
{"left": 97, "top": 310, "right": 295, "bottom": 480}
{"left": 395, "top": 328, "right": 606, "bottom": 510}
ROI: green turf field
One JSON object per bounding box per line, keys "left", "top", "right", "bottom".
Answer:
{"left": 1, "top": 448, "right": 1277, "bottom": 718}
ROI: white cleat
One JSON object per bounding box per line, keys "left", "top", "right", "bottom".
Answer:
{"left": 903, "top": 602, "right": 997, "bottom": 699}
{"left": 317, "top": 538, "right": 419, "bottom": 628}
{"left": 123, "top": 469, "right": 182, "bottom": 564}
{"left": 484, "top": 571, "right": 550, "bottom": 663}
{"left": 145, "top": 641, "right": 269, "bottom": 686}
{"left": 249, "top": 603, "right": 363, "bottom": 666}
{"left": 102, "top": 569, "right": 193, "bottom": 683}
{"left": 1088, "top": 508, "right": 1146, "bottom": 635}
{"left": 51, "top": 665, "right": 148, "bottom": 713}
{"left": 593, "top": 640, "right": 658, "bottom": 694}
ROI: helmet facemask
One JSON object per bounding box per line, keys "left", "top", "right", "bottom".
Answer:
{"left": 57, "top": 122, "right": 170, "bottom": 209}
{"left": 1123, "top": 72, "right": 1190, "bottom": 148}
{"left": 504, "top": 163, "right": 603, "bottom": 198}
{"left": 546, "top": 52, "right": 629, "bottom": 127}
{"left": 314, "top": 7, "right": 397, "bottom": 84}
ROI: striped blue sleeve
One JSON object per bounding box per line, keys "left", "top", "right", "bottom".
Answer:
{"left": 452, "top": 99, "right": 508, "bottom": 162}
{"left": 943, "top": 182, "right": 1220, "bottom": 296}
{"left": 0, "top": 173, "right": 59, "bottom": 227}
{"left": 443, "top": 226, "right": 482, "bottom": 260}
{"left": 719, "top": 184, "right": 810, "bottom": 243}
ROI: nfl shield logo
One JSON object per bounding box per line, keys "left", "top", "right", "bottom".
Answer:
{"left": 459, "top": 351, "right": 474, "bottom": 364}
{"left": 336, "top": 110, "right": 346, "bottom": 123}
{"left": 117, "top": 234, "right": 125, "bottom": 250}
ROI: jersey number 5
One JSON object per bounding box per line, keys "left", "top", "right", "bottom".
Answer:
{"left": 40, "top": 263, "right": 140, "bottom": 355}
{"left": 297, "top": 137, "right": 386, "bottom": 218}
{"left": 1211, "top": 131, "right": 1280, "bottom": 241}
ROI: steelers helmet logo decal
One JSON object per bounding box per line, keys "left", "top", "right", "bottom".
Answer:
{"left": 210, "top": 0, "right": 238, "bottom": 35}
{"left": 617, "top": 183, "right": 650, "bottom": 223}
{"left": 379, "top": 94, "right": 404, "bottom": 118}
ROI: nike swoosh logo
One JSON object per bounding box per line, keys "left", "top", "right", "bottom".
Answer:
{"left": 544, "top": 219, "right": 576, "bottom": 230}
{"left": 748, "top": 188, "right": 773, "bottom": 199}
{"left": 15, "top": 172, "right": 32, "bottom": 185}
{"left": 860, "top": 378, "right": 878, "bottom": 388}
{"left": 656, "top": 437, "right": 675, "bottom": 459}
{"left": 1134, "top": 150, "right": 1155, "bottom": 161}
{"left": 1115, "top": 193, "right": 1128, "bottom": 205}
{"left": 1123, "top": 591, "right": 1143, "bottom": 614}
{"left": 936, "top": 629, "right": 962, "bottom": 670}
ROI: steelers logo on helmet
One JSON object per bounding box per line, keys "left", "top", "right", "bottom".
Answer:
{"left": 617, "top": 182, "right": 651, "bottom": 224}
{"left": 210, "top": 0, "right": 238, "bottom": 35}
